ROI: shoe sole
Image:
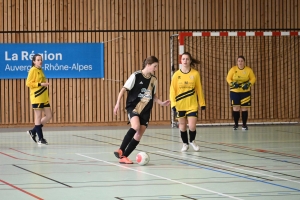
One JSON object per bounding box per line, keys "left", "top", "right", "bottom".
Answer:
{"left": 114, "top": 152, "right": 122, "bottom": 158}
{"left": 181, "top": 149, "right": 189, "bottom": 152}
{"left": 27, "top": 131, "right": 37, "bottom": 143}
{"left": 119, "top": 161, "right": 133, "bottom": 164}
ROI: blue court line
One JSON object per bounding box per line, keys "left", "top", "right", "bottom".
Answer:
{"left": 179, "top": 161, "right": 300, "bottom": 192}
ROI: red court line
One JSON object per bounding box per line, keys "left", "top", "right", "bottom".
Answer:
{"left": 10, "top": 148, "right": 85, "bottom": 162}
{"left": 0, "top": 179, "right": 43, "bottom": 200}
{"left": 0, "top": 152, "right": 52, "bottom": 163}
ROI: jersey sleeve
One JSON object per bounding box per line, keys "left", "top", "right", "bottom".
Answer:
{"left": 195, "top": 72, "right": 206, "bottom": 107}
{"left": 226, "top": 67, "right": 235, "bottom": 85}
{"left": 123, "top": 73, "right": 136, "bottom": 90}
{"left": 153, "top": 79, "right": 157, "bottom": 95}
{"left": 26, "top": 68, "right": 39, "bottom": 89}
{"left": 248, "top": 68, "right": 256, "bottom": 85}
{"left": 169, "top": 72, "right": 177, "bottom": 108}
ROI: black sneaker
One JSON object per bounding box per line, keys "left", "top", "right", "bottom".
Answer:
{"left": 242, "top": 125, "right": 248, "bottom": 130}
{"left": 233, "top": 125, "right": 238, "bottom": 130}
{"left": 38, "top": 138, "right": 48, "bottom": 145}
{"left": 27, "top": 130, "right": 37, "bottom": 143}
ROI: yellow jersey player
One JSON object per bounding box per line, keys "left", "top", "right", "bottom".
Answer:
{"left": 170, "top": 52, "right": 206, "bottom": 152}
{"left": 227, "top": 55, "right": 256, "bottom": 130}
{"left": 26, "top": 54, "right": 52, "bottom": 145}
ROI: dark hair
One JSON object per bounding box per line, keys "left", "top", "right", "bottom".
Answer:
{"left": 31, "top": 54, "right": 42, "bottom": 67}
{"left": 142, "top": 56, "right": 159, "bottom": 69}
{"left": 182, "top": 52, "right": 201, "bottom": 68}
{"left": 237, "top": 55, "right": 245, "bottom": 61}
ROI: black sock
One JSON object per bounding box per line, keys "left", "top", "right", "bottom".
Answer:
{"left": 233, "top": 111, "right": 240, "bottom": 126}
{"left": 180, "top": 131, "right": 188, "bottom": 144}
{"left": 35, "top": 125, "right": 44, "bottom": 141}
{"left": 123, "top": 138, "right": 140, "bottom": 157}
{"left": 32, "top": 124, "right": 43, "bottom": 135}
{"left": 120, "top": 128, "right": 136, "bottom": 152}
{"left": 189, "top": 130, "right": 196, "bottom": 142}
{"left": 242, "top": 111, "right": 248, "bottom": 126}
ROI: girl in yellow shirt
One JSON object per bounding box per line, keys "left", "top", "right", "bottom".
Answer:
{"left": 226, "top": 56, "right": 256, "bottom": 130}
{"left": 170, "top": 52, "right": 206, "bottom": 152}
{"left": 26, "top": 54, "right": 52, "bottom": 145}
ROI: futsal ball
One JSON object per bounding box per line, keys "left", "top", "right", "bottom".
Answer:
{"left": 136, "top": 152, "right": 150, "bottom": 166}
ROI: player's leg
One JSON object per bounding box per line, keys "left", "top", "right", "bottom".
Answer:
{"left": 41, "top": 102, "right": 52, "bottom": 124}
{"left": 36, "top": 106, "right": 52, "bottom": 144}
{"left": 186, "top": 111, "right": 200, "bottom": 151}
{"left": 230, "top": 91, "right": 241, "bottom": 130}
{"left": 114, "top": 112, "right": 140, "bottom": 159}
{"left": 27, "top": 102, "right": 51, "bottom": 139}
{"left": 240, "top": 92, "right": 251, "bottom": 130}
{"left": 120, "top": 112, "right": 149, "bottom": 164}
{"left": 118, "top": 116, "right": 143, "bottom": 164}
{"left": 33, "top": 107, "right": 47, "bottom": 144}
{"left": 177, "top": 111, "right": 189, "bottom": 151}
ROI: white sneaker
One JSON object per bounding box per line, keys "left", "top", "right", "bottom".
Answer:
{"left": 181, "top": 143, "right": 189, "bottom": 152}
{"left": 190, "top": 140, "right": 200, "bottom": 151}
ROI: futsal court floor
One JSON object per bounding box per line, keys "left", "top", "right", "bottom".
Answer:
{"left": 1, "top": 124, "right": 300, "bottom": 200}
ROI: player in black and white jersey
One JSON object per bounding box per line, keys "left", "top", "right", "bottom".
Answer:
{"left": 113, "top": 56, "right": 170, "bottom": 164}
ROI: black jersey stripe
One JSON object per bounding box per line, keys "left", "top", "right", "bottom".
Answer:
{"left": 176, "top": 90, "right": 195, "bottom": 102}
{"left": 35, "top": 86, "right": 47, "bottom": 95}
{"left": 34, "top": 87, "right": 47, "bottom": 97}
{"left": 175, "top": 89, "right": 195, "bottom": 101}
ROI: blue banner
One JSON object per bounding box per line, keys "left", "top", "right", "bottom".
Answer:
{"left": 0, "top": 43, "right": 104, "bottom": 79}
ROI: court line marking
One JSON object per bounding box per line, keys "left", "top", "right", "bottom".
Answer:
{"left": 179, "top": 161, "right": 300, "bottom": 192}
{"left": 13, "top": 165, "right": 72, "bottom": 188}
{"left": 0, "top": 179, "right": 43, "bottom": 200}
{"left": 76, "top": 153, "right": 243, "bottom": 200}
{"left": 158, "top": 151, "right": 300, "bottom": 184}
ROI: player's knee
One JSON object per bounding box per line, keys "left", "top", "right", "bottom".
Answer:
{"left": 131, "top": 124, "right": 140, "bottom": 131}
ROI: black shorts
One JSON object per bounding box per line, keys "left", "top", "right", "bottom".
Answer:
{"left": 32, "top": 101, "right": 51, "bottom": 109}
{"left": 230, "top": 91, "right": 251, "bottom": 107}
{"left": 176, "top": 110, "right": 198, "bottom": 119}
{"left": 127, "top": 110, "right": 150, "bottom": 127}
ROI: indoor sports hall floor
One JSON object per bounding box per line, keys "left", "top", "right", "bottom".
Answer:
{"left": 1, "top": 124, "right": 300, "bottom": 200}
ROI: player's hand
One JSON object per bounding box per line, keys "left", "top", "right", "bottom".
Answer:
{"left": 230, "top": 82, "right": 239, "bottom": 89}
{"left": 41, "top": 82, "right": 50, "bottom": 86}
{"left": 113, "top": 103, "right": 120, "bottom": 115}
{"left": 161, "top": 100, "right": 171, "bottom": 106}
{"left": 201, "top": 106, "right": 206, "bottom": 110}
{"left": 241, "top": 82, "right": 251, "bottom": 90}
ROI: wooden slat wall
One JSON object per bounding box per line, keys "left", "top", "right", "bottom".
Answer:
{"left": 0, "top": 0, "right": 299, "bottom": 127}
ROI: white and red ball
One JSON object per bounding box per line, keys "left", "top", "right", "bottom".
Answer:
{"left": 136, "top": 152, "right": 150, "bottom": 166}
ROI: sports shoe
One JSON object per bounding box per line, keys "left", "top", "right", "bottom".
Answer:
{"left": 38, "top": 138, "right": 48, "bottom": 145}
{"left": 190, "top": 140, "right": 200, "bottom": 151}
{"left": 181, "top": 143, "right": 189, "bottom": 152}
{"left": 27, "top": 130, "right": 37, "bottom": 143}
{"left": 233, "top": 125, "right": 238, "bottom": 130}
{"left": 242, "top": 125, "right": 248, "bottom": 130}
{"left": 119, "top": 156, "right": 133, "bottom": 164}
{"left": 114, "top": 149, "right": 123, "bottom": 158}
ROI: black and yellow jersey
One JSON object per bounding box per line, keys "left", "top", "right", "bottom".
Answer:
{"left": 226, "top": 66, "right": 256, "bottom": 92}
{"left": 123, "top": 70, "right": 157, "bottom": 115}
{"left": 26, "top": 66, "right": 49, "bottom": 104}
{"left": 170, "top": 68, "right": 205, "bottom": 111}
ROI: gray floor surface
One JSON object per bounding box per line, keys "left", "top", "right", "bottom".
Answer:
{"left": 0, "top": 124, "right": 300, "bottom": 200}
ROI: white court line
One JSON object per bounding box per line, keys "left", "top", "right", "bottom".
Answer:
{"left": 158, "top": 151, "right": 300, "bottom": 184}
{"left": 76, "top": 153, "right": 243, "bottom": 200}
